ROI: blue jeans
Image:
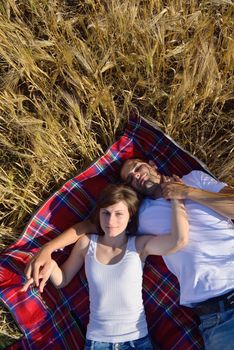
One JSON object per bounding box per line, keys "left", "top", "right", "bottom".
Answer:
{"left": 199, "top": 309, "right": 234, "bottom": 350}
{"left": 84, "top": 334, "right": 153, "bottom": 349}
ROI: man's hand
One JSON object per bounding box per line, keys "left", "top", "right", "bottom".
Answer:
{"left": 24, "top": 245, "right": 53, "bottom": 287}
{"left": 162, "top": 174, "right": 234, "bottom": 219}
{"left": 161, "top": 175, "right": 189, "bottom": 200}
{"left": 22, "top": 259, "right": 56, "bottom": 293}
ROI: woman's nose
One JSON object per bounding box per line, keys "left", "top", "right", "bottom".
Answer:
{"left": 107, "top": 214, "right": 115, "bottom": 225}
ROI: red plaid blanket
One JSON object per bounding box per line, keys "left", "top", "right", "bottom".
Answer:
{"left": 0, "top": 114, "right": 205, "bottom": 349}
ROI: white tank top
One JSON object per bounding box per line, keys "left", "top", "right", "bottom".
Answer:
{"left": 85, "top": 235, "right": 148, "bottom": 342}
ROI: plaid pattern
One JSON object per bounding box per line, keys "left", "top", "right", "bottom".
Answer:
{"left": 0, "top": 114, "right": 205, "bottom": 349}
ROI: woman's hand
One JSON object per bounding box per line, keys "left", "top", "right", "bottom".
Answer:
{"left": 161, "top": 175, "right": 188, "bottom": 199}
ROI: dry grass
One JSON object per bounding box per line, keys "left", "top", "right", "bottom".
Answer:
{"left": 0, "top": 306, "right": 22, "bottom": 349}
{"left": 0, "top": 0, "right": 233, "bottom": 346}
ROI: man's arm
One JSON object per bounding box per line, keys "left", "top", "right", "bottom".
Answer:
{"left": 22, "top": 236, "right": 89, "bottom": 292}
{"left": 162, "top": 177, "right": 234, "bottom": 219}
{"left": 25, "top": 219, "right": 95, "bottom": 286}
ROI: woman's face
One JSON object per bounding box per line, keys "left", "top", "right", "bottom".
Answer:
{"left": 99, "top": 201, "right": 130, "bottom": 237}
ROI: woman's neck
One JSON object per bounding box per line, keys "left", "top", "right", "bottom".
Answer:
{"left": 98, "top": 232, "right": 128, "bottom": 249}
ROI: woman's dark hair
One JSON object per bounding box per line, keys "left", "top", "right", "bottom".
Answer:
{"left": 92, "top": 184, "right": 140, "bottom": 235}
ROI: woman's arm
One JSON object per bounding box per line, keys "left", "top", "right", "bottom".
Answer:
{"left": 25, "top": 219, "right": 95, "bottom": 286}
{"left": 138, "top": 199, "right": 189, "bottom": 258}
{"left": 50, "top": 235, "right": 89, "bottom": 288}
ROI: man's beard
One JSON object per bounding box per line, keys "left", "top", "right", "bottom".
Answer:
{"left": 139, "top": 179, "right": 162, "bottom": 199}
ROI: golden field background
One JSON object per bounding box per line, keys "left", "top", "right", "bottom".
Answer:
{"left": 0, "top": 0, "right": 233, "bottom": 346}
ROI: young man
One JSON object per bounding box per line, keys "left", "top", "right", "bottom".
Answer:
{"left": 120, "top": 159, "right": 234, "bottom": 350}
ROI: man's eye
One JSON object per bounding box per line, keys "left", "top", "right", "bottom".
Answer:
{"left": 133, "top": 165, "right": 140, "bottom": 172}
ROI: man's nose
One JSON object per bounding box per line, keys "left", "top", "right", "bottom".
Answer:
{"left": 132, "top": 171, "right": 140, "bottom": 179}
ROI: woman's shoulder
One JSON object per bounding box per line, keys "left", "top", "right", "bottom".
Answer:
{"left": 75, "top": 234, "right": 91, "bottom": 250}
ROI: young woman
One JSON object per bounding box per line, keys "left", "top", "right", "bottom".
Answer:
{"left": 23, "top": 183, "right": 188, "bottom": 350}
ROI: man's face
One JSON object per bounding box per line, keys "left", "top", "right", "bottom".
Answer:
{"left": 120, "top": 159, "right": 162, "bottom": 194}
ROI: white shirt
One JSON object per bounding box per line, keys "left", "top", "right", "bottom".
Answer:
{"left": 138, "top": 171, "right": 234, "bottom": 306}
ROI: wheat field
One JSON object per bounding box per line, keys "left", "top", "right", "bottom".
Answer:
{"left": 0, "top": 0, "right": 233, "bottom": 347}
